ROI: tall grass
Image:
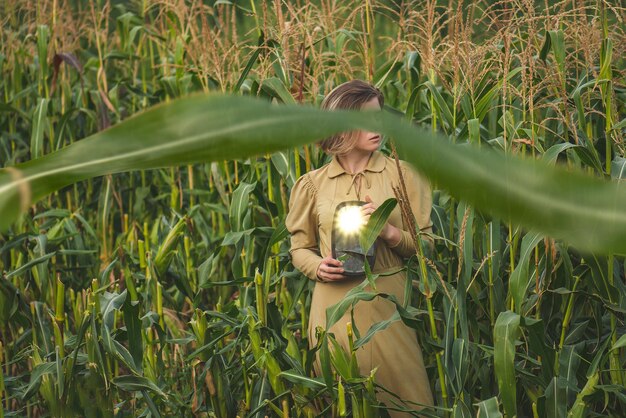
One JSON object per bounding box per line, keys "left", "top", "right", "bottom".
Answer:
{"left": 0, "top": 0, "right": 624, "bottom": 417}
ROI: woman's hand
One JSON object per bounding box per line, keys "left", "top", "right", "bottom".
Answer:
{"left": 316, "top": 252, "right": 346, "bottom": 282}
{"left": 362, "top": 195, "right": 400, "bottom": 245}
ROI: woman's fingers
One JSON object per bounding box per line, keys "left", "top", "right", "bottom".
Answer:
{"left": 323, "top": 253, "right": 343, "bottom": 266}
{"left": 361, "top": 205, "right": 376, "bottom": 218}
{"left": 322, "top": 273, "right": 346, "bottom": 281}
{"left": 322, "top": 257, "right": 344, "bottom": 273}
{"left": 326, "top": 258, "right": 343, "bottom": 267}
{"left": 323, "top": 266, "right": 344, "bottom": 274}
{"left": 318, "top": 269, "right": 345, "bottom": 281}
{"left": 316, "top": 255, "right": 346, "bottom": 281}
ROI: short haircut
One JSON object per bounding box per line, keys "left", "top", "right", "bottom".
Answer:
{"left": 317, "top": 80, "right": 384, "bottom": 155}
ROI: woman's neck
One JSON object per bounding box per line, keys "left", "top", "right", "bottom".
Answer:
{"left": 336, "top": 150, "right": 373, "bottom": 174}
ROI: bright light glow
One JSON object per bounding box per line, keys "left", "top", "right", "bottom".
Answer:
{"left": 336, "top": 205, "right": 364, "bottom": 235}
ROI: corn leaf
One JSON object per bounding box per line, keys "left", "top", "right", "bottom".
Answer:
{"left": 476, "top": 397, "right": 502, "bottom": 418}
{"left": 494, "top": 311, "right": 521, "bottom": 418}
{"left": 2, "top": 95, "right": 626, "bottom": 256}
{"left": 359, "top": 197, "right": 397, "bottom": 253}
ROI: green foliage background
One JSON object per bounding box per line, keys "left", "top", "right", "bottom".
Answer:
{"left": 0, "top": 0, "right": 625, "bottom": 417}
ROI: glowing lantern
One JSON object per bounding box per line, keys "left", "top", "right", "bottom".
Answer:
{"left": 331, "top": 201, "right": 376, "bottom": 276}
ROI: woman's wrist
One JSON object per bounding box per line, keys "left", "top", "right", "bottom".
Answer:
{"left": 380, "top": 224, "right": 402, "bottom": 247}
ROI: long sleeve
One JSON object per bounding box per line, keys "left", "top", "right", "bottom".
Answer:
{"left": 388, "top": 161, "right": 434, "bottom": 259}
{"left": 285, "top": 173, "right": 324, "bottom": 281}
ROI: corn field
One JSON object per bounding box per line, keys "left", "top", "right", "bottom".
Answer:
{"left": 0, "top": 0, "right": 625, "bottom": 417}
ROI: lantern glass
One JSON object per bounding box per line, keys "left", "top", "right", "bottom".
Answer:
{"left": 331, "top": 201, "right": 376, "bottom": 276}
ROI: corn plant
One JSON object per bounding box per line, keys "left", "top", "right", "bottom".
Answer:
{"left": 0, "top": 1, "right": 624, "bottom": 417}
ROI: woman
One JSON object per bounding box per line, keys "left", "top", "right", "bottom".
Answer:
{"left": 285, "top": 80, "right": 434, "bottom": 416}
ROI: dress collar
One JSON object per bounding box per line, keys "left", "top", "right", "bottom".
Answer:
{"left": 327, "top": 150, "right": 386, "bottom": 178}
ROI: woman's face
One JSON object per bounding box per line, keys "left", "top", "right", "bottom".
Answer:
{"left": 352, "top": 97, "right": 382, "bottom": 154}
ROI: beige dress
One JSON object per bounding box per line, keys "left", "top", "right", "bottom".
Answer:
{"left": 284, "top": 150, "right": 435, "bottom": 416}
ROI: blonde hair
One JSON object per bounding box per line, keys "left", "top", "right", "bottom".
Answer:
{"left": 317, "top": 80, "right": 384, "bottom": 155}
